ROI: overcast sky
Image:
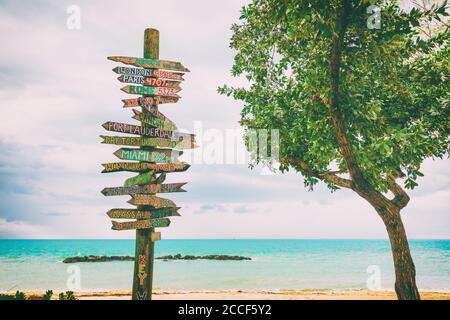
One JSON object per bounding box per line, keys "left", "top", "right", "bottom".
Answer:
{"left": 0, "top": 0, "right": 448, "bottom": 239}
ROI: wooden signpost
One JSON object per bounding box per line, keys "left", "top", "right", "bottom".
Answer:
{"left": 101, "top": 28, "right": 191, "bottom": 300}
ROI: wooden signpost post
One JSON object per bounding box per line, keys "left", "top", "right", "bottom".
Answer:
{"left": 101, "top": 28, "right": 192, "bottom": 300}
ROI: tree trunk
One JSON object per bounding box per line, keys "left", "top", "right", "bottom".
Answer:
{"left": 373, "top": 203, "right": 421, "bottom": 300}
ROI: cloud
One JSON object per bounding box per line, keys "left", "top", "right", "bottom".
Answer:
{"left": 0, "top": 0, "right": 448, "bottom": 239}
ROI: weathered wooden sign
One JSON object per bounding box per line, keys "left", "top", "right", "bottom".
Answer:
{"left": 101, "top": 182, "right": 187, "bottom": 196}
{"left": 111, "top": 218, "right": 171, "bottom": 231}
{"left": 108, "top": 56, "right": 190, "bottom": 72}
{"left": 113, "top": 148, "right": 183, "bottom": 163}
{"left": 121, "top": 85, "right": 181, "bottom": 98}
{"left": 102, "top": 121, "right": 195, "bottom": 141}
{"left": 114, "top": 66, "right": 185, "bottom": 81}
{"left": 128, "top": 195, "right": 177, "bottom": 208}
{"left": 101, "top": 135, "right": 195, "bottom": 149}
{"left": 107, "top": 207, "right": 180, "bottom": 219}
{"left": 101, "top": 162, "right": 190, "bottom": 173}
{"left": 124, "top": 172, "right": 156, "bottom": 187}
{"left": 132, "top": 109, "right": 177, "bottom": 131}
{"left": 122, "top": 96, "right": 179, "bottom": 108}
{"left": 118, "top": 75, "right": 182, "bottom": 89}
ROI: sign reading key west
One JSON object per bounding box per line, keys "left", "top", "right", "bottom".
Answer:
{"left": 101, "top": 28, "right": 193, "bottom": 300}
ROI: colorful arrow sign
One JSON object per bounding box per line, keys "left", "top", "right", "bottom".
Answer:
{"left": 107, "top": 207, "right": 180, "bottom": 219}
{"left": 124, "top": 172, "right": 156, "bottom": 187}
{"left": 101, "top": 162, "right": 190, "bottom": 173}
{"left": 102, "top": 122, "right": 195, "bottom": 141}
{"left": 101, "top": 136, "right": 195, "bottom": 149}
{"left": 113, "top": 148, "right": 183, "bottom": 163}
{"left": 101, "top": 182, "right": 187, "bottom": 196}
{"left": 128, "top": 195, "right": 177, "bottom": 208}
{"left": 108, "top": 56, "right": 190, "bottom": 72}
{"left": 111, "top": 218, "right": 171, "bottom": 231}
{"left": 118, "top": 75, "right": 181, "bottom": 89}
{"left": 121, "top": 85, "right": 181, "bottom": 98}
{"left": 113, "top": 66, "right": 184, "bottom": 81}
{"left": 132, "top": 109, "right": 177, "bottom": 131}
{"left": 122, "top": 96, "right": 179, "bottom": 108}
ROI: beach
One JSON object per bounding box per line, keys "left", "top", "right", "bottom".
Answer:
{"left": 2, "top": 240, "right": 449, "bottom": 295}
{"left": 10, "top": 290, "right": 450, "bottom": 300}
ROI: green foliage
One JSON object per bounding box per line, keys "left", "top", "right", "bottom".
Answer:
{"left": 59, "top": 291, "right": 77, "bottom": 300}
{"left": 43, "top": 290, "right": 53, "bottom": 300}
{"left": 219, "top": 0, "right": 449, "bottom": 192}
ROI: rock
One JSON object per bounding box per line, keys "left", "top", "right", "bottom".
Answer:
{"left": 63, "top": 254, "right": 251, "bottom": 263}
{"left": 62, "top": 255, "right": 134, "bottom": 263}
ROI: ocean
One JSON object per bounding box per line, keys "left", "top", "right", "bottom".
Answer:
{"left": 0, "top": 239, "right": 449, "bottom": 292}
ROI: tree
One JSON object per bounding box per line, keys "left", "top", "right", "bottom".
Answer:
{"left": 219, "top": 0, "right": 449, "bottom": 300}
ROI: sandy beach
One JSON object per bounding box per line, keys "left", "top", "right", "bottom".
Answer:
{"left": 13, "top": 290, "right": 450, "bottom": 300}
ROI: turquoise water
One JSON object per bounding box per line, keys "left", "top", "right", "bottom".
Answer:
{"left": 0, "top": 239, "right": 449, "bottom": 292}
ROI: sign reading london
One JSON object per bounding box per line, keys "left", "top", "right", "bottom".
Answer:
{"left": 101, "top": 28, "right": 193, "bottom": 300}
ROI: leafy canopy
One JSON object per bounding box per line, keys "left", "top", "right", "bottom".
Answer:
{"left": 219, "top": 0, "right": 449, "bottom": 193}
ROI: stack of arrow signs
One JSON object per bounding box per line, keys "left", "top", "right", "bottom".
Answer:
{"left": 102, "top": 56, "right": 194, "bottom": 231}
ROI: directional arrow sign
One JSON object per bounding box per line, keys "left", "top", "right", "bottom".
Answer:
{"left": 113, "top": 148, "right": 183, "bottom": 163}
{"left": 132, "top": 109, "right": 177, "bottom": 131}
{"left": 101, "top": 162, "right": 190, "bottom": 173}
{"left": 101, "top": 182, "right": 187, "bottom": 196}
{"left": 102, "top": 122, "right": 195, "bottom": 141}
{"left": 124, "top": 172, "right": 156, "bottom": 187}
{"left": 144, "top": 78, "right": 180, "bottom": 88}
{"left": 108, "top": 56, "right": 190, "bottom": 72}
{"left": 151, "top": 69, "right": 184, "bottom": 81}
{"left": 121, "top": 85, "right": 181, "bottom": 98}
{"left": 118, "top": 75, "right": 181, "bottom": 89}
{"left": 107, "top": 207, "right": 180, "bottom": 219}
{"left": 100, "top": 136, "right": 195, "bottom": 150}
{"left": 122, "top": 96, "right": 179, "bottom": 108}
{"left": 128, "top": 195, "right": 177, "bottom": 208}
{"left": 111, "top": 218, "right": 171, "bottom": 231}
{"left": 113, "top": 66, "right": 184, "bottom": 81}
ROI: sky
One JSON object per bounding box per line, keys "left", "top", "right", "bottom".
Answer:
{"left": 0, "top": 0, "right": 448, "bottom": 239}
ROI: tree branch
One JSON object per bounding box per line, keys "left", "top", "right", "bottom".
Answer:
{"left": 282, "top": 157, "right": 353, "bottom": 189}
{"left": 387, "top": 174, "right": 410, "bottom": 209}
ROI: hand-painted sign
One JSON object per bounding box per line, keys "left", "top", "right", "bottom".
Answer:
{"left": 101, "top": 162, "right": 190, "bottom": 173}
{"left": 101, "top": 182, "right": 187, "bottom": 196}
{"left": 113, "top": 66, "right": 184, "bottom": 81}
{"left": 128, "top": 195, "right": 176, "bottom": 208}
{"left": 107, "top": 207, "right": 180, "bottom": 219}
{"left": 118, "top": 75, "right": 181, "bottom": 89}
{"left": 102, "top": 121, "right": 195, "bottom": 141}
{"left": 113, "top": 148, "right": 183, "bottom": 163}
{"left": 121, "top": 85, "right": 181, "bottom": 98}
{"left": 108, "top": 56, "right": 190, "bottom": 72}
{"left": 144, "top": 77, "right": 180, "bottom": 88}
{"left": 132, "top": 109, "right": 177, "bottom": 131}
{"left": 122, "top": 96, "right": 179, "bottom": 108}
{"left": 151, "top": 69, "right": 184, "bottom": 81}
{"left": 111, "top": 218, "right": 171, "bottom": 231}
{"left": 101, "top": 135, "right": 195, "bottom": 150}
{"left": 124, "top": 172, "right": 156, "bottom": 187}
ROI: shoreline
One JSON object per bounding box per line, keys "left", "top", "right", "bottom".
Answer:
{"left": 5, "top": 290, "right": 450, "bottom": 300}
